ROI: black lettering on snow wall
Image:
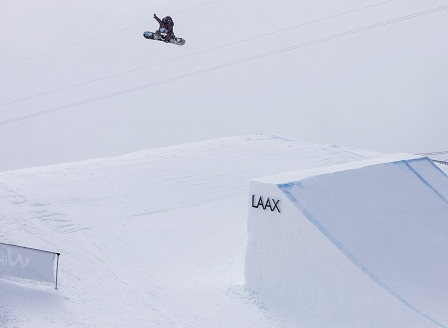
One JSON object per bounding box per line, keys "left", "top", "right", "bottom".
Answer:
{"left": 252, "top": 195, "right": 280, "bottom": 213}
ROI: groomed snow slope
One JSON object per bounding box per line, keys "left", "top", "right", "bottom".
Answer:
{"left": 0, "top": 134, "right": 441, "bottom": 327}
{"left": 247, "top": 154, "right": 448, "bottom": 327}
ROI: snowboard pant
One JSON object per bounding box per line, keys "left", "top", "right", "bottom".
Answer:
{"left": 159, "top": 27, "right": 174, "bottom": 41}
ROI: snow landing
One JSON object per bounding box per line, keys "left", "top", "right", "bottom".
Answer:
{"left": 0, "top": 134, "right": 443, "bottom": 327}
{"left": 247, "top": 154, "right": 448, "bottom": 327}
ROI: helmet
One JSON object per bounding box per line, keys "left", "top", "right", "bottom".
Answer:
{"left": 164, "top": 16, "right": 173, "bottom": 25}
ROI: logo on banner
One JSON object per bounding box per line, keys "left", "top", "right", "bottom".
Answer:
{"left": 0, "top": 249, "right": 30, "bottom": 269}
{"left": 252, "top": 195, "right": 280, "bottom": 213}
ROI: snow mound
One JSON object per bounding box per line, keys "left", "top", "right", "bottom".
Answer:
{"left": 0, "top": 134, "right": 382, "bottom": 328}
{"left": 246, "top": 154, "right": 448, "bottom": 327}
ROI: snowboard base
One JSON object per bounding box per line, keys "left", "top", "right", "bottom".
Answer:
{"left": 143, "top": 31, "right": 185, "bottom": 46}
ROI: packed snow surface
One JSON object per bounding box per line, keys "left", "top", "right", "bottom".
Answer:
{"left": 247, "top": 154, "right": 448, "bottom": 327}
{"left": 0, "top": 134, "right": 445, "bottom": 327}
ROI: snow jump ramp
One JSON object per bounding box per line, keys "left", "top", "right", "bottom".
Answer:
{"left": 245, "top": 154, "right": 448, "bottom": 327}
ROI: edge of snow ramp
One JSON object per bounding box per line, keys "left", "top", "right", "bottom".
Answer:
{"left": 246, "top": 154, "right": 448, "bottom": 327}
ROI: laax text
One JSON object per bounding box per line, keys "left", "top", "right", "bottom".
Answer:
{"left": 252, "top": 195, "right": 280, "bottom": 213}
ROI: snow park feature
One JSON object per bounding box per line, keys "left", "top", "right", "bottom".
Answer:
{"left": 0, "top": 135, "right": 447, "bottom": 327}
{"left": 246, "top": 153, "right": 448, "bottom": 327}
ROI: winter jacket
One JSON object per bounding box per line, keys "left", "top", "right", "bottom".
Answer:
{"left": 154, "top": 15, "right": 174, "bottom": 34}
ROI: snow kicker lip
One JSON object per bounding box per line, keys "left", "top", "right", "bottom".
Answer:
{"left": 248, "top": 155, "right": 448, "bottom": 327}
{"left": 277, "top": 157, "right": 448, "bottom": 327}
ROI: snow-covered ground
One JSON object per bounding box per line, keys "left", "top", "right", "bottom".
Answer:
{"left": 247, "top": 154, "right": 448, "bottom": 327}
{"left": 0, "top": 134, "right": 388, "bottom": 327}
{"left": 0, "top": 134, "right": 447, "bottom": 327}
{"left": 2, "top": 0, "right": 447, "bottom": 325}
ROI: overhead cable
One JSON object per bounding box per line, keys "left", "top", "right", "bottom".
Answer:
{"left": 0, "top": 0, "right": 396, "bottom": 107}
{"left": 1, "top": 4, "right": 448, "bottom": 126}
{"left": 0, "top": 0, "right": 220, "bottom": 70}
{"left": 417, "top": 150, "right": 448, "bottom": 156}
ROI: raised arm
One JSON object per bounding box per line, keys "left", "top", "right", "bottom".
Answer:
{"left": 153, "top": 14, "right": 162, "bottom": 25}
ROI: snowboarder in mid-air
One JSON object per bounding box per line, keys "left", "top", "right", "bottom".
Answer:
{"left": 143, "top": 14, "right": 185, "bottom": 46}
{"left": 153, "top": 14, "right": 175, "bottom": 43}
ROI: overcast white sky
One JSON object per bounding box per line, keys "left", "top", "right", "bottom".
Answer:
{"left": 0, "top": 0, "right": 447, "bottom": 172}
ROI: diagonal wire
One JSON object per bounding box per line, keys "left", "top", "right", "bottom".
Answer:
{"left": 417, "top": 150, "right": 448, "bottom": 155}
{"left": 0, "top": 0, "right": 220, "bottom": 70}
{"left": 1, "top": 4, "right": 448, "bottom": 126}
{"left": 0, "top": 0, "right": 396, "bottom": 108}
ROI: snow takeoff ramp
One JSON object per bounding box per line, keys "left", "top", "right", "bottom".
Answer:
{"left": 245, "top": 154, "right": 448, "bottom": 327}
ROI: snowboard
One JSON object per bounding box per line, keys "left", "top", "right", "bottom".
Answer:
{"left": 143, "top": 31, "right": 185, "bottom": 46}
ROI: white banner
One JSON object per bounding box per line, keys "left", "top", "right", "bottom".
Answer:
{"left": 0, "top": 243, "right": 55, "bottom": 283}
